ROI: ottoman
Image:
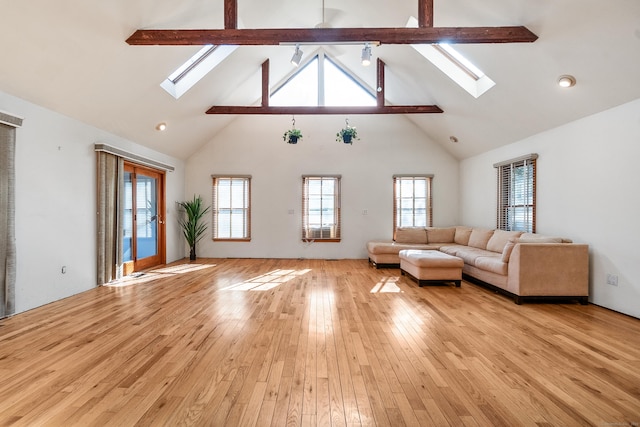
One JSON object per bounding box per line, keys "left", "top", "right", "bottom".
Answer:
{"left": 399, "top": 249, "right": 464, "bottom": 287}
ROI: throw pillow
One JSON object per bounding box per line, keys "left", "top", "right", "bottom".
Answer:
{"left": 501, "top": 239, "right": 516, "bottom": 263}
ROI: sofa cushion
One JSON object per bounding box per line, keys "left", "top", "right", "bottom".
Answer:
{"left": 455, "top": 247, "right": 494, "bottom": 266}
{"left": 487, "top": 230, "right": 523, "bottom": 253}
{"left": 367, "top": 241, "right": 434, "bottom": 255}
{"left": 501, "top": 239, "right": 516, "bottom": 263}
{"left": 475, "top": 256, "right": 508, "bottom": 276}
{"left": 439, "top": 244, "right": 466, "bottom": 257}
{"left": 454, "top": 226, "right": 473, "bottom": 245}
{"left": 468, "top": 229, "right": 495, "bottom": 250}
{"left": 394, "top": 227, "right": 428, "bottom": 244}
{"left": 426, "top": 227, "right": 456, "bottom": 243}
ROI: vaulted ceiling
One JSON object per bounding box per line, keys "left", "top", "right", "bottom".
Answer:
{"left": 1, "top": 0, "right": 639, "bottom": 160}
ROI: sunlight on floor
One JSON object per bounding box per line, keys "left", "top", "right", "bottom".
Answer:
{"left": 370, "top": 276, "right": 402, "bottom": 293}
{"left": 222, "top": 269, "right": 312, "bottom": 291}
{"left": 106, "top": 263, "right": 216, "bottom": 287}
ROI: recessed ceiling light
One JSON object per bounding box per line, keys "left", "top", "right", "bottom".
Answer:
{"left": 155, "top": 122, "right": 167, "bottom": 131}
{"left": 558, "top": 75, "right": 576, "bottom": 88}
{"left": 449, "top": 136, "right": 459, "bottom": 143}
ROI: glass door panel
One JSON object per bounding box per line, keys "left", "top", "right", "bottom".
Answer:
{"left": 123, "top": 171, "right": 133, "bottom": 263}
{"left": 135, "top": 173, "right": 158, "bottom": 260}
{"left": 122, "top": 163, "right": 165, "bottom": 273}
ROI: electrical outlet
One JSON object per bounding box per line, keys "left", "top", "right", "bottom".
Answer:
{"left": 362, "top": 209, "right": 368, "bottom": 215}
{"left": 61, "top": 266, "right": 67, "bottom": 274}
{"left": 606, "top": 273, "right": 618, "bottom": 286}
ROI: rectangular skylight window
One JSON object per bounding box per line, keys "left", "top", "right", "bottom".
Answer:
{"left": 161, "top": 44, "right": 238, "bottom": 99}
{"left": 434, "top": 43, "right": 485, "bottom": 80}
{"left": 406, "top": 17, "right": 495, "bottom": 98}
{"left": 168, "top": 44, "right": 216, "bottom": 83}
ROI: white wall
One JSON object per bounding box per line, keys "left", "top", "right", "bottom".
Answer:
{"left": 185, "top": 114, "right": 459, "bottom": 260}
{"left": 460, "top": 98, "right": 640, "bottom": 319}
{"left": 0, "top": 90, "right": 185, "bottom": 315}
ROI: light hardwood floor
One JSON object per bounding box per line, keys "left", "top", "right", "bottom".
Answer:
{"left": 0, "top": 258, "right": 639, "bottom": 426}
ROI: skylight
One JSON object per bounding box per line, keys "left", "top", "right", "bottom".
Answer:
{"left": 406, "top": 16, "right": 495, "bottom": 98}
{"left": 270, "top": 51, "right": 376, "bottom": 107}
{"left": 161, "top": 44, "right": 238, "bottom": 99}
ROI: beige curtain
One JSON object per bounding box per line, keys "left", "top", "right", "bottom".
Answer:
{"left": 1, "top": 115, "right": 21, "bottom": 318}
{"left": 96, "top": 151, "right": 124, "bottom": 285}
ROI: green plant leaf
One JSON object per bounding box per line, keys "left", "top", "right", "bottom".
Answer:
{"left": 178, "top": 195, "right": 211, "bottom": 247}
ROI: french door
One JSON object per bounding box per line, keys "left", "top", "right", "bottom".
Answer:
{"left": 123, "top": 163, "right": 166, "bottom": 273}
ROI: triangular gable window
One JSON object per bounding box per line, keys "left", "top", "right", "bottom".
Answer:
{"left": 270, "top": 52, "right": 376, "bottom": 107}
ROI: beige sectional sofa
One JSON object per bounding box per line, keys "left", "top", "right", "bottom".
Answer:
{"left": 367, "top": 226, "right": 589, "bottom": 304}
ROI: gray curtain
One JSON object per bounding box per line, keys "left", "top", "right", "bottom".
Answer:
{"left": 1, "top": 117, "right": 21, "bottom": 318}
{"left": 96, "top": 151, "right": 124, "bottom": 285}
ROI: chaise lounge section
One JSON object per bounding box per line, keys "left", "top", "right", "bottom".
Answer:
{"left": 367, "top": 226, "right": 589, "bottom": 304}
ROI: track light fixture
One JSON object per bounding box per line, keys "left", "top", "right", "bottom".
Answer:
{"left": 361, "top": 43, "right": 372, "bottom": 66}
{"left": 291, "top": 45, "right": 303, "bottom": 67}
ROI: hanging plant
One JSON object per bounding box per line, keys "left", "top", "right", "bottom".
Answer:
{"left": 336, "top": 118, "right": 359, "bottom": 144}
{"left": 283, "top": 116, "right": 303, "bottom": 144}
{"left": 283, "top": 128, "right": 303, "bottom": 144}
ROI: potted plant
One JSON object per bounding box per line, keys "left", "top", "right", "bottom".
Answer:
{"left": 336, "top": 125, "right": 358, "bottom": 144}
{"left": 283, "top": 128, "right": 303, "bottom": 144}
{"left": 177, "top": 195, "right": 210, "bottom": 261}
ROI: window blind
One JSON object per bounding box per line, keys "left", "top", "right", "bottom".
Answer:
{"left": 212, "top": 175, "right": 251, "bottom": 241}
{"left": 302, "top": 175, "right": 341, "bottom": 242}
{"left": 495, "top": 154, "right": 537, "bottom": 233}
{"left": 393, "top": 175, "right": 433, "bottom": 238}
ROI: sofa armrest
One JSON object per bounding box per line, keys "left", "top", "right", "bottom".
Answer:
{"left": 507, "top": 243, "right": 589, "bottom": 297}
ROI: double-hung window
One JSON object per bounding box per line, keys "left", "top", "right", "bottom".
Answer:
{"left": 393, "top": 175, "right": 433, "bottom": 237}
{"left": 212, "top": 175, "right": 251, "bottom": 241}
{"left": 302, "top": 175, "right": 341, "bottom": 241}
{"left": 495, "top": 154, "right": 537, "bottom": 233}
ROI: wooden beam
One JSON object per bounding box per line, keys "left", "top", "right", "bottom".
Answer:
{"left": 205, "top": 105, "right": 443, "bottom": 115}
{"left": 126, "top": 26, "right": 538, "bottom": 46}
{"left": 224, "top": 0, "right": 237, "bottom": 29}
{"left": 376, "top": 58, "right": 385, "bottom": 108}
{"left": 261, "top": 59, "right": 269, "bottom": 107}
{"left": 418, "top": 0, "right": 434, "bottom": 27}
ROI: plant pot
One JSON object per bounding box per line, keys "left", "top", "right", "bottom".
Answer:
{"left": 342, "top": 134, "right": 352, "bottom": 144}
{"left": 189, "top": 246, "right": 196, "bottom": 261}
{"left": 288, "top": 135, "right": 298, "bottom": 144}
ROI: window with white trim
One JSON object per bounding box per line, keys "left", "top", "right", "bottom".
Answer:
{"left": 271, "top": 52, "right": 376, "bottom": 107}
{"left": 495, "top": 154, "right": 537, "bottom": 233}
{"left": 212, "top": 175, "right": 251, "bottom": 240}
{"left": 302, "top": 175, "right": 341, "bottom": 241}
{"left": 393, "top": 175, "right": 433, "bottom": 237}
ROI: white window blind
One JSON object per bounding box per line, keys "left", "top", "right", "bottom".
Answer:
{"left": 495, "top": 154, "right": 537, "bottom": 233}
{"left": 212, "top": 175, "right": 251, "bottom": 241}
{"left": 393, "top": 175, "right": 433, "bottom": 237}
{"left": 302, "top": 176, "right": 341, "bottom": 241}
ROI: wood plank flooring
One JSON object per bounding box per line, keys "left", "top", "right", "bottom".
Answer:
{"left": 0, "top": 258, "right": 639, "bottom": 426}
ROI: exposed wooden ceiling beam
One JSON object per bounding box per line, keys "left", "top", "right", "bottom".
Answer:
{"left": 126, "top": 26, "right": 537, "bottom": 46}
{"left": 377, "top": 58, "right": 385, "bottom": 108}
{"left": 205, "top": 105, "right": 443, "bottom": 115}
{"left": 224, "top": 0, "right": 237, "bottom": 30}
{"left": 418, "top": 0, "right": 434, "bottom": 28}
